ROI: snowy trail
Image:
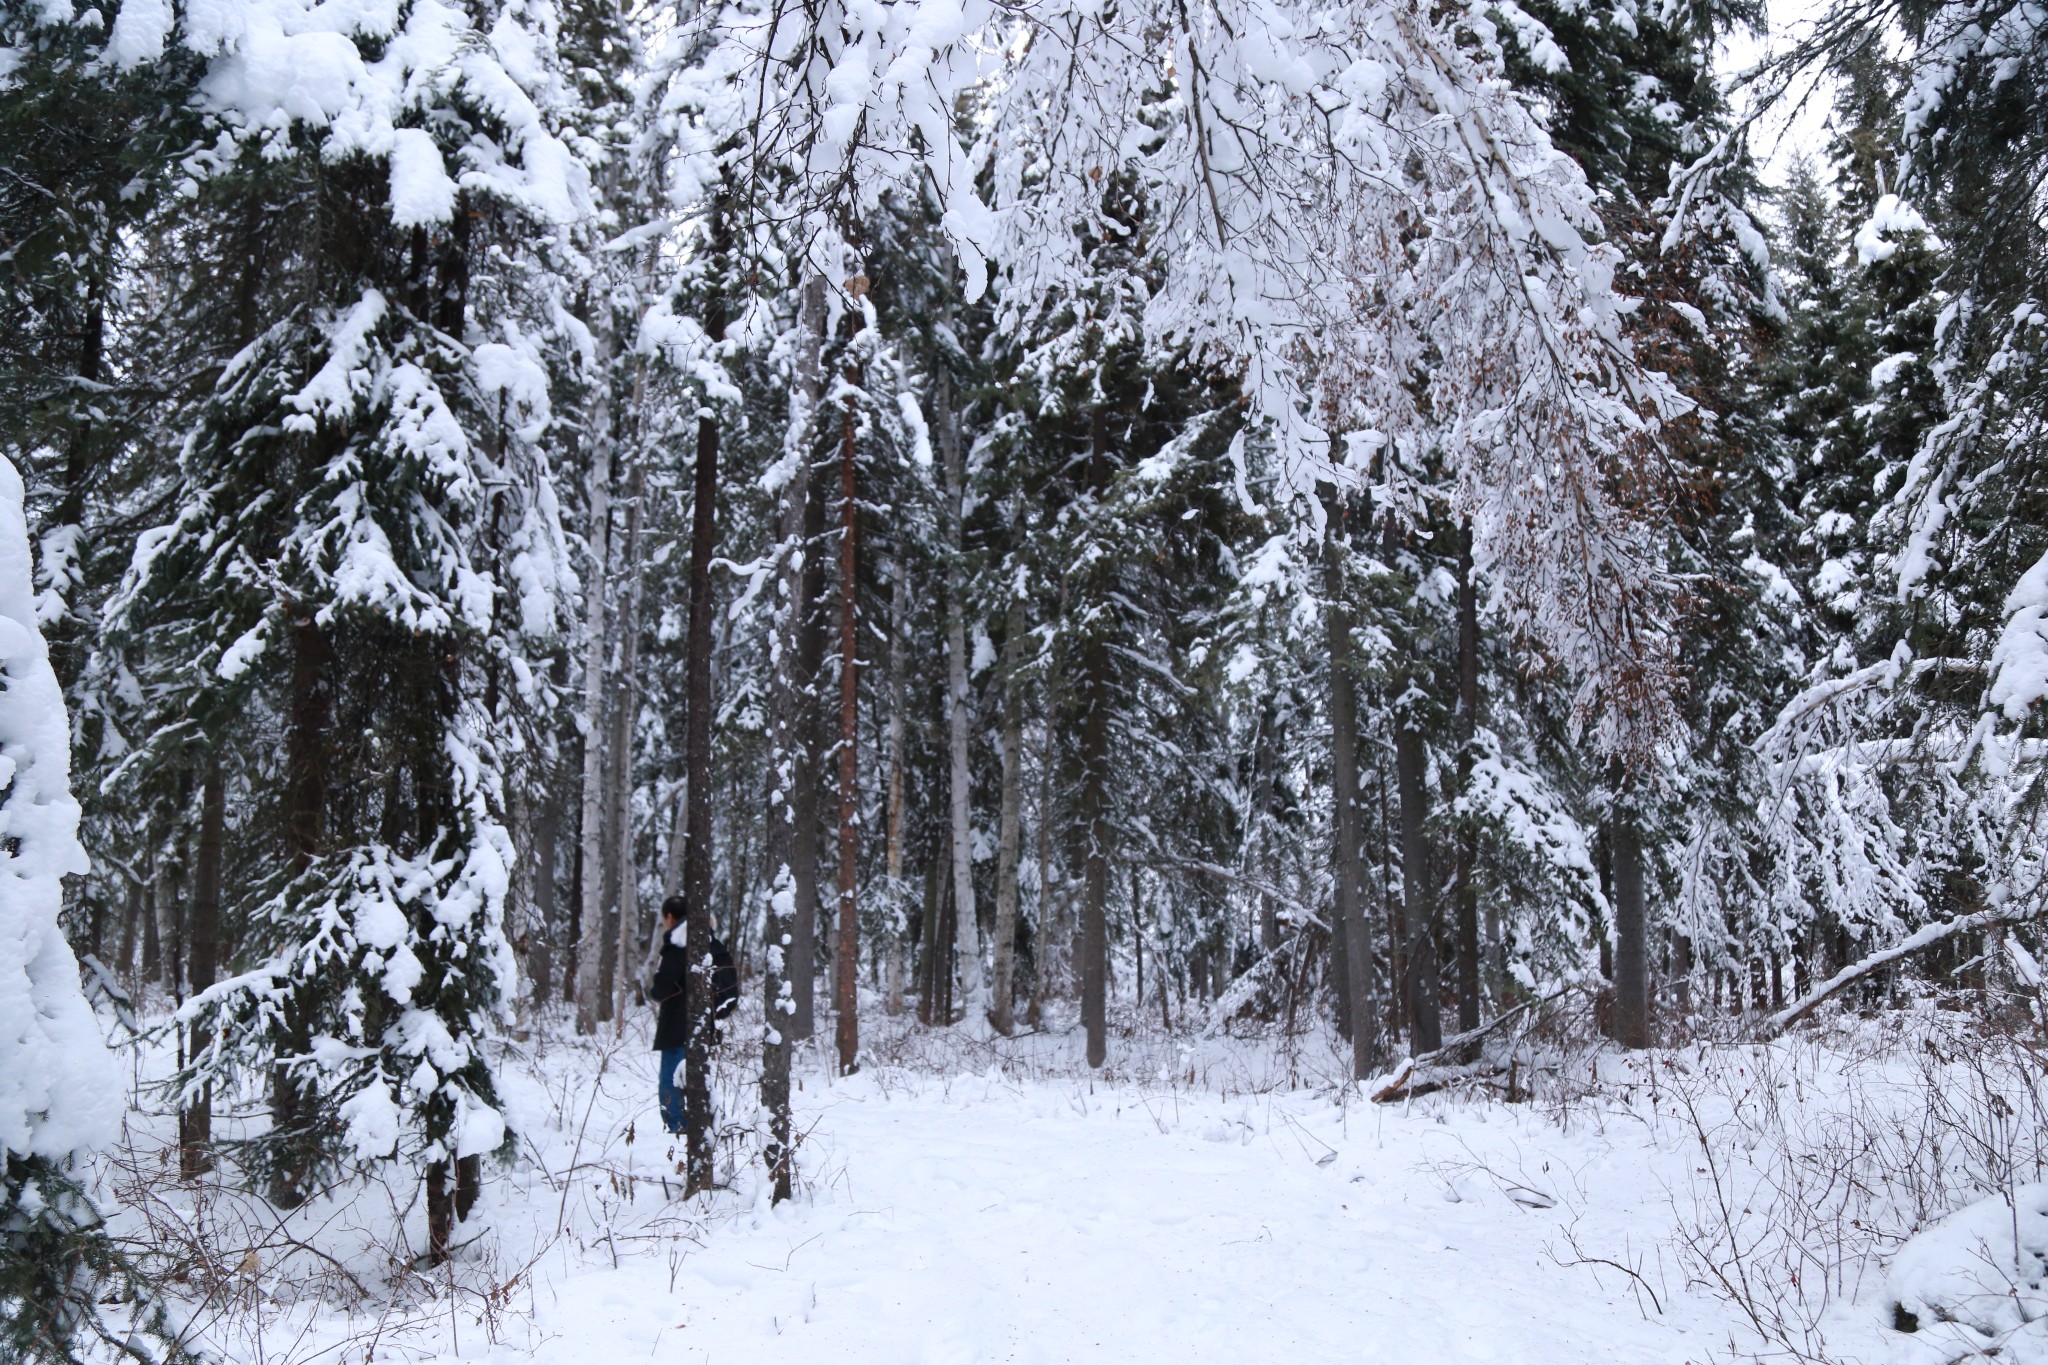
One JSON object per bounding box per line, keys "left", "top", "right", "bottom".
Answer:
{"left": 505, "top": 1071, "right": 1724, "bottom": 1365}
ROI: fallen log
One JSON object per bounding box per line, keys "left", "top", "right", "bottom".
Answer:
{"left": 1368, "top": 987, "right": 1570, "bottom": 1102}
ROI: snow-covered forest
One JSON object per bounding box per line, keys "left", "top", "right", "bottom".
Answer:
{"left": 3, "top": 0, "right": 2046, "bottom": 1354}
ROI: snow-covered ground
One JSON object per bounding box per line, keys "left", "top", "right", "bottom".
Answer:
{"left": 100, "top": 1001, "right": 2048, "bottom": 1365}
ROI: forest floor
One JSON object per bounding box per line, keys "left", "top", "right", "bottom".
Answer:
{"left": 107, "top": 998, "right": 2035, "bottom": 1365}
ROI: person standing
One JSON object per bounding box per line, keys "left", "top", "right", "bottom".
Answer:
{"left": 652, "top": 895, "right": 742, "bottom": 1143}
{"left": 651, "top": 898, "right": 692, "bottom": 1140}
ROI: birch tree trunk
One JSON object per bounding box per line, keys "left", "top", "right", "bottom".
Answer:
{"left": 989, "top": 593, "right": 1027, "bottom": 1035}
{"left": 573, "top": 290, "right": 615, "bottom": 1037}
{"left": 938, "top": 363, "right": 985, "bottom": 1018}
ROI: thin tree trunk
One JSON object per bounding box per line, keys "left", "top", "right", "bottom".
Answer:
{"left": 917, "top": 851, "right": 942, "bottom": 1024}
{"left": 1398, "top": 718, "right": 1440, "bottom": 1053}
{"left": 610, "top": 460, "right": 647, "bottom": 1032}
{"left": 883, "top": 555, "right": 910, "bottom": 1014}
{"left": 989, "top": 594, "right": 1027, "bottom": 1035}
{"left": 1252, "top": 692, "right": 1279, "bottom": 956}
{"left": 760, "top": 272, "right": 822, "bottom": 1202}
{"left": 529, "top": 738, "right": 562, "bottom": 1006}
{"left": 119, "top": 875, "right": 141, "bottom": 979}
{"left": 938, "top": 364, "right": 985, "bottom": 1019}
{"left": 272, "top": 617, "right": 331, "bottom": 1208}
{"left": 1027, "top": 717, "right": 1056, "bottom": 1026}
{"left": 1453, "top": 517, "right": 1481, "bottom": 1034}
{"left": 180, "top": 763, "right": 225, "bottom": 1180}
{"left": 573, "top": 291, "right": 616, "bottom": 1036}
{"left": 833, "top": 356, "right": 861, "bottom": 1075}
{"left": 1079, "top": 642, "right": 1110, "bottom": 1068}
{"left": 1611, "top": 808, "right": 1650, "bottom": 1048}
{"left": 678, "top": 204, "right": 727, "bottom": 1196}
{"left": 790, "top": 467, "right": 826, "bottom": 1039}
{"left": 1325, "top": 501, "right": 1378, "bottom": 1078}
{"left": 561, "top": 826, "right": 582, "bottom": 1002}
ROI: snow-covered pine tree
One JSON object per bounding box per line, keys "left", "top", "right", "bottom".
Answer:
{"left": 93, "top": 0, "right": 584, "bottom": 1252}
{"left": 0, "top": 453, "right": 162, "bottom": 1361}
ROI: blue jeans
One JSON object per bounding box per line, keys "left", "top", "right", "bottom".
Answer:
{"left": 658, "top": 1048, "right": 687, "bottom": 1135}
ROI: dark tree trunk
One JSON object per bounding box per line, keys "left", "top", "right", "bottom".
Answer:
{"left": 271, "top": 616, "right": 331, "bottom": 1208}
{"left": 790, "top": 463, "right": 827, "bottom": 1039}
{"left": 427, "top": 1160, "right": 452, "bottom": 1264}
{"left": 1079, "top": 643, "right": 1110, "bottom": 1069}
{"left": 1324, "top": 499, "right": 1377, "bottom": 1077}
{"left": 530, "top": 758, "right": 561, "bottom": 1005}
{"left": 1453, "top": 518, "right": 1482, "bottom": 1034}
{"left": 1078, "top": 406, "right": 1113, "bottom": 1069}
{"left": 561, "top": 823, "right": 582, "bottom": 1003}
{"left": 426, "top": 1147, "right": 478, "bottom": 1265}
{"left": 679, "top": 209, "right": 727, "bottom": 1196}
{"left": 989, "top": 595, "right": 1028, "bottom": 1036}
{"left": 760, "top": 274, "right": 821, "bottom": 1203}
{"left": 917, "top": 849, "right": 943, "bottom": 1024}
{"left": 180, "top": 764, "right": 225, "bottom": 1180}
{"left": 833, "top": 363, "right": 861, "bottom": 1076}
{"left": 1611, "top": 811, "right": 1650, "bottom": 1047}
{"left": 1397, "top": 720, "right": 1440, "bottom": 1054}
{"left": 1252, "top": 692, "right": 1279, "bottom": 956}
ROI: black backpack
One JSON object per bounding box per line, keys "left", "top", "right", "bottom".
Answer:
{"left": 708, "top": 936, "right": 740, "bottom": 1019}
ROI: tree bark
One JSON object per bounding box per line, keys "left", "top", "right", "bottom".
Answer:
{"left": 529, "top": 730, "right": 562, "bottom": 1006}
{"left": 989, "top": 594, "right": 1027, "bottom": 1035}
{"left": 1252, "top": 692, "right": 1279, "bottom": 956}
{"left": 678, "top": 205, "right": 727, "bottom": 1195}
{"left": 610, "top": 461, "right": 647, "bottom": 1031}
{"left": 573, "top": 289, "right": 616, "bottom": 1036}
{"left": 790, "top": 463, "right": 827, "bottom": 1039}
{"left": 179, "top": 763, "right": 225, "bottom": 1180}
{"left": 882, "top": 555, "right": 910, "bottom": 1014}
{"left": 833, "top": 357, "right": 861, "bottom": 1075}
{"left": 1398, "top": 718, "right": 1440, "bottom": 1053}
{"left": 1079, "top": 642, "right": 1110, "bottom": 1068}
{"left": 1026, "top": 717, "right": 1057, "bottom": 1025}
{"left": 938, "top": 364, "right": 985, "bottom": 1020}
{"left": 917, "top": 850, "right": 943, "bottom": 1023}
{"left": 1453, "top": 517, "right": 1482, "bottom": 1034}
{"left": 272, "top": 616, "right": 330, "bottom": 1208}
{"left": 1611, "top": 808, "right": 1650, "bottom": 1048}
{"left": 760, "top": 273, "right": 823, "bottom": 1202}
{"left": 1324, "top": 501, "right": 1378, "bottom": 1077}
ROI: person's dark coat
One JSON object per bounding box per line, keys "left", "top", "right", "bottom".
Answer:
{"left": 652, "top": 931, "right": 690, "bottom": 1051}
{"left": 652, "top": 929, "right": 741, "bottom": 1050}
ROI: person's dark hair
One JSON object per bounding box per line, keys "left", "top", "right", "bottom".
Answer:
{"left": 660, "top": 895, "right": 687, "bottom": 924}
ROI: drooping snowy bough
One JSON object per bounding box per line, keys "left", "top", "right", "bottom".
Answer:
{"left": 985, "top": 0, "right": 1693, "bottom": 756}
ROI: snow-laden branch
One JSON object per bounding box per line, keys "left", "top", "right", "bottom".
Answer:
{"left": 1766, "top": 908, "right": 2017, "bottom": 1035}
